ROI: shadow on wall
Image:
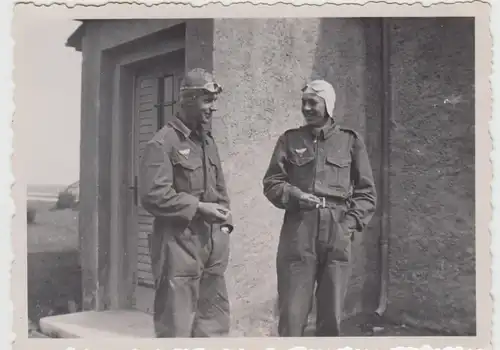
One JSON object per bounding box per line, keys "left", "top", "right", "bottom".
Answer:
{"left": 386, "top": 17, "right": 476, "bottom": 335}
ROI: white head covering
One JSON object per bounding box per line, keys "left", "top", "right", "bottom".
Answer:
{"left": 301, "top": 79, "right": 336, "bottom": 118}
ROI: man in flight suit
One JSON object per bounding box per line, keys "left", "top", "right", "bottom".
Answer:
{"left": 262, "top": 80, "right": 377, "bottom": 337}
{"left": 140, "top": 68, "right": 233, "bottom": 338}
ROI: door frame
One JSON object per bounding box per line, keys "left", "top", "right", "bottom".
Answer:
{"left": 130, "top": 56, "right": 186, "bottom": 313}
{"left": 105, "top": 24, "right": 187, "bottom": 310}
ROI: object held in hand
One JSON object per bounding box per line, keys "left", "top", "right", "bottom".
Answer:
{"left": 315, "top": 197, "right": 326, "bottom": 209}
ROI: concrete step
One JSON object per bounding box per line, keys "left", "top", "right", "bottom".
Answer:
{"left": 39, "top": 310, "right": 154, "bottom": 338}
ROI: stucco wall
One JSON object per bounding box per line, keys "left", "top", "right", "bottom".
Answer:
{"left": 210, "top": 18, "right": 381, "bottom": 335}
{"left": 387, "top": 18, "right": 475, "bottom": 335}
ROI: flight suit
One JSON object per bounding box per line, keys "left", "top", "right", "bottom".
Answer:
{"left": 140, "top": 117, "right": 233, "bottom": 338}
{"left": 262, "top": 120, "right": 377, "bottom": 336}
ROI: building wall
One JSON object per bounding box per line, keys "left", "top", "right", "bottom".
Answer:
{"left": 387, "top": 18, "right": 475, "bottom": 335}
{"left": 206, "top": 18, "right": 383, "bottom": 335}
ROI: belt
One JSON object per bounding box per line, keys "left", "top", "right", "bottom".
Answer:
{"left": 314, "top": 196, "right": 349, "bottom": 209}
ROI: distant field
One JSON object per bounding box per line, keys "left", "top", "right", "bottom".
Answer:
{"left": 27, "top": 184, "right": 67, "bottom": 195}
{"left": 27, "top": 200, "right": 78, "bottom": 253}
{"left": 27, "top": 184, "right": 69, "bottom": 203}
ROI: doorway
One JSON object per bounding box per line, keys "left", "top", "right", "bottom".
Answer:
{"left": 129, "top": 49, "right": 185, "bottom": 313}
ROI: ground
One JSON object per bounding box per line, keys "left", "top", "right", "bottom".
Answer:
{"left": 27, "top": 200, "right": 81, "bottom": 337}
{"left": 27, "top": 199, "right": 441, "bottom": 338}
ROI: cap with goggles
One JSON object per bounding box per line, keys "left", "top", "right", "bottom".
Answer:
{"left": 180, "top": 68, "right": 223, "bottom": 94}
{"left": 301, "top": 80, "right": 336, "bottom": 118}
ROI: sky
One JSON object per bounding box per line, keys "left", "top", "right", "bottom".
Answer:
{"left": 15, "top": 18, "right": 82, "bottom": 186}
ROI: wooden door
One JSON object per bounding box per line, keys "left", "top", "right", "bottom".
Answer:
{"left": 131, "top": 53, "right": 185, "bottom": 313}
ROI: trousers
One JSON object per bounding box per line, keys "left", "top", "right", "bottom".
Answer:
{"left": 149, "top": 220, "right": 231, "bottom": 337}
{"left": 276, "top": 205, "right": 353, "bottom": 337}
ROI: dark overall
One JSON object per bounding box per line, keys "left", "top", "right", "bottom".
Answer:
{"left": 263, "top": 120, "right": 377, "bottom": 336}
{"left": 140, "top": 118, "right": 233, "bottom": 338}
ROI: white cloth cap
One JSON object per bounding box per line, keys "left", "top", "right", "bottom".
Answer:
{"left": 302, "top": 80, "right": 336, "bottom": 118}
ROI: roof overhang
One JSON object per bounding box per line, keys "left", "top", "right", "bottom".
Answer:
{"left": 65, "top": 20, "right": 87, "bottom": 52}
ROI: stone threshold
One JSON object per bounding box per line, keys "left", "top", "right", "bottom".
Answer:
{"left": 39, "top": 310, "right": 154, "bottom": 338}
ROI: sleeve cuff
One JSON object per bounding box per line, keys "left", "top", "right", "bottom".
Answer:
{"left": 288, "top": 186, "right": 304, "bottom": 199}
{"left": 182, "top": 194, "right": 201, "bottom": 222}
{"left": 282, "top": 186, "right": 304, "bottom": 210}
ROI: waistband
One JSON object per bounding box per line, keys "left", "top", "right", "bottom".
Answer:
{"left": 315, "top": 196, "right": 350, "bottom": 209}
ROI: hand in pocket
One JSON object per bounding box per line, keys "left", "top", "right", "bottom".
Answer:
{"left": 329, "top": 220, "right": 352, "bottom": 263}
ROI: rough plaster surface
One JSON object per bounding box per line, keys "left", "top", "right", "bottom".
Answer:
{"left": 387, "top": 18, "right": 475, "bottom": 334}
{"left": 210, "top": 18, "right": 380, "bottom": 334}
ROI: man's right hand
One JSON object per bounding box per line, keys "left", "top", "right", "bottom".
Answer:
{"left": 298, "top": 192, "right": 322, "bottom": 209}
{"left": 197, "top": 202, "right": 231, "bottom": 223}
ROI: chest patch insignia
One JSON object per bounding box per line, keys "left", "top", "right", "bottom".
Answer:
{"left": 295, "top": 148, "right": 307, "bottom": 156}
{"left": 178, "top": 148, "right": 191, "bottom": 159}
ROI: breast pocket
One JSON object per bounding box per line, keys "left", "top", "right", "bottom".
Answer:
{"left": 287, "top": 153, "right": 315, "bottom": 188}
{"left": 171, "top": 154, "right": 204, "bottom": 193}
{"left": 325, "top": 155, "right": 351, "bottom": 190}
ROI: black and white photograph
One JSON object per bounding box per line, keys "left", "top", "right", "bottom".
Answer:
{"left": 11, "top": 1, "right": 492, "bottom": 349}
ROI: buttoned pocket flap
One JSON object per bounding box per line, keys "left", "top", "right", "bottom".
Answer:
{"left": 171, "top": 152, "right": 202, "bottom": 170}
{"left": 288, "top": 154, "right": 315, "bottom": 167}
{"left": 326, "top": 156, "right": 351, "bottom": 168}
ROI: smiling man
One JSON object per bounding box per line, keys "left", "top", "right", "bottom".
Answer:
{"left": 262, "top": 79, "right": 377, "bottom": 337}
{"left": 140, "top": 68, "right": 234, "bottom": 338}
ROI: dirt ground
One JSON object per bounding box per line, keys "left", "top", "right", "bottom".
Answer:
{"left": 27, "top": 200, "right": 440, "bottom": 337}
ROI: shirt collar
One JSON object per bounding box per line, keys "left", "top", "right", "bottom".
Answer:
{"left": 168, "top": 115, "right": 212, "bottom": 140}
{"left": 169, "top": 117, "right": 192, "bottom": 139}
{"left": 309, "top": 118, "right": 338, "bottom": 139}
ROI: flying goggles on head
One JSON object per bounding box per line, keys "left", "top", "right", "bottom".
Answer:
{"left": 301, "top": 79, "right": 336, "bottom": 118}
{"left": 180, "top": 68, "right": 223, "bottom": 94}
{"left": 180, "top": 81, "right": 223, "bottom": 94}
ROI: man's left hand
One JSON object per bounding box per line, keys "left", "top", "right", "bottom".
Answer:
{"left": 340, "top": 216, "right": 357, "bottom": 241}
